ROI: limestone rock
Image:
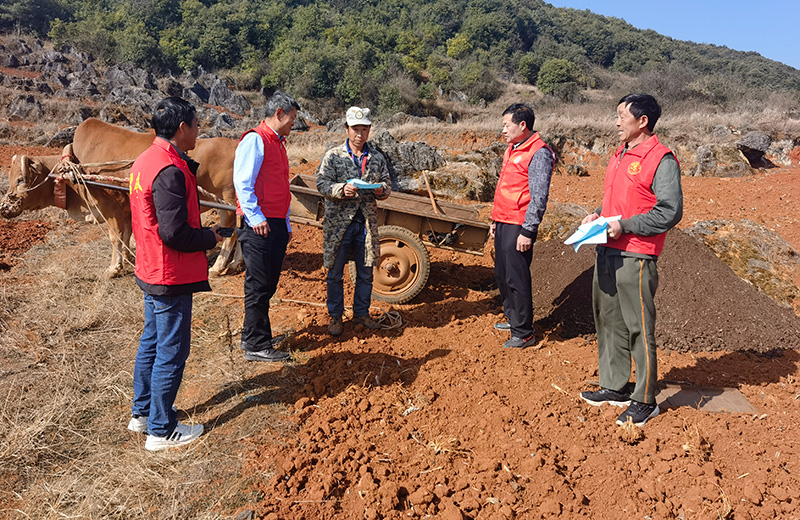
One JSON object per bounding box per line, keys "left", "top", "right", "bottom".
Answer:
{"left": 208, "top": 78, "right": 250, "bottom": 116}
{"left": 694, "top": 145, "right": 717, "bottom": 176}
{"left": 738, "top": 131, "right": 776, "bottom": 169}
{"left": 105, "top": 63, "right": 156, "bottom": 90}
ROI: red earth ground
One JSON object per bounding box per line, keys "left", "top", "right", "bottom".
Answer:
{"left": 2, "top": 142, "right": 800, "bottom": 519}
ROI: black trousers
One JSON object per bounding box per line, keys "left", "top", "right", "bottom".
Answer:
{"left": 238, "top": 218, "right": 289, "bottom": 352}
{"left": 494, "top": 222, "right": 534, "bottom": 339}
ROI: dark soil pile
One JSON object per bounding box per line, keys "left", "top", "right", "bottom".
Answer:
{"left": 531, "top": 229, "right": 800, "bottom": 353}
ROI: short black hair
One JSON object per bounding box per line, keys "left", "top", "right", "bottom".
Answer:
{"left": 502, "top": 103, "right": 535, "bottom": 131}
{"left": 619, "top": 93, "right": 661, "bottom": 132}
{"left": 152, "top": 97, "right": 196, "bottom": 139}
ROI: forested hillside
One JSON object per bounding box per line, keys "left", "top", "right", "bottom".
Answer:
{"left": 2, "top": 0, "right": 799, "bottom": 112}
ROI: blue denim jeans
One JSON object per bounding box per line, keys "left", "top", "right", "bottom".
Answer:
{"left": 132, "top": 293, "right": 193, "bottom": 437}
{"left": 327, "top": 219, "right": 374, "bottom": 318}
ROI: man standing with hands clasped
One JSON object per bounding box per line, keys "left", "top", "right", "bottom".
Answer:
{"left": 317, "top": 107, "right": 391, "bottom": 336}
{"left": 234, "top": 90, "right": 299, "bottom": 362}
{"left": 128, "top": 97, "right": 223, "bottom": 451}
{"left": 579, "top": 93, "right": 683, "bottom": 427}
{"left": 490, "top": 103, "right": 554, "bottom": 349}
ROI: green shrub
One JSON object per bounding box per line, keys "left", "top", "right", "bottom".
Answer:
{"left": 378, "top": 84, "right": 406, "bottom": 115}
{"left": 537, "top": 58, "right": 581, "bottom": 95}
{"left": 518, "top": 53, "right": 539, "bottom": 84}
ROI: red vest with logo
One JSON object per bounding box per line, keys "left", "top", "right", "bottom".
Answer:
{"left": 491, "top": 132, "right": 552, "bottom": 225}
{"left": 601, "top": 134, "right": 676, "bottom": 256}
{"left": 130, "top": 138, "right": 208, "bottom": 285}
{"left": 235, "top": 121, "right": 291, "bottom": 219}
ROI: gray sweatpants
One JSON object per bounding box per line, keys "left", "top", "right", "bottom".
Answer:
{"left": 592, "top": 250, "right": 659, "bottom": 404}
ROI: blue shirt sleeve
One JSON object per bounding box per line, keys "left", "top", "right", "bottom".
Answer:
{"left": 233, "top": 132, "right": 266, "bottom": 227}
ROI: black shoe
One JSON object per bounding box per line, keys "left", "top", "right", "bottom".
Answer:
{"left": 579, "top": 387, "right": 632, "bottom": 407}
{"left": 353, "top": 315, "right": 382, "bottom": 330}
{"left": 241, "top": 336, "right": 286, "bottom": 351}
{"left": 503, "top": 334, "right": 536, "bottom": 349}
{"left": 494, "top": 321, "right": 511, "bottom": 331}
{"left": 243, "top": 347, "right": 290, "bottom": 362}
{"left": 328, "top": 316, "right": 343, "bottom": 336}
{"left": 616, "top": 401, "right": 659, "bottom": 426}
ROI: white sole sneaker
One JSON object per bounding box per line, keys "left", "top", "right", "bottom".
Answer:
{"left": 145, "top": 422, "right": 204, "bottom": 451}
{"left": 128, "top": 416, "right": 148, "bottom": 433}
{"left": 128, "top": 405, "right": 180, "bottom": 433}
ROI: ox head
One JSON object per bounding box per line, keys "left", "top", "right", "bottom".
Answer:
{"left": 0, "top": 154, "right": 54, "bottom": 218}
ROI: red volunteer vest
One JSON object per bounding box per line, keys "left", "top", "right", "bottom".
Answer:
{"left": 235, "top": 121, "right": 291, "bottom": 219}
{"left": 601, "top": 134, "right": 677, "bottom": 256}
{"left": 491, "top": 132, "right": 552, "bottom": 224}
{"left": 129, "top": 138, "right": 208, "bottom": 285}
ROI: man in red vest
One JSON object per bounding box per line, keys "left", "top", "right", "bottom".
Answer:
{"left": 234, "top": 90, "right": 299, "bottom": 362}
{"left": 490, "top": 103, "right": 554, "bottom": 349}
{"left": 128, "top": 97, "right": 223, "bottom": 451}
{"left": 579, "top": 93, "right": 683, "bottom": 427}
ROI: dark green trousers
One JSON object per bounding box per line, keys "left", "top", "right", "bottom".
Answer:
{"left": 592, "top": 249, "right": 659, "bottom": 404}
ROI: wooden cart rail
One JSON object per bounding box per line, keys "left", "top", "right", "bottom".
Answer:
{"left": 289, "top": 174, "right": 491, "bottom": 303}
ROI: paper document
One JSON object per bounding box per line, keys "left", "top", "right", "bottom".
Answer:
{"left": 564, "top": 215, "right": 621, "bottom": 252}
{"left": 347, "top": 178, "right": 383, "bottom": 190}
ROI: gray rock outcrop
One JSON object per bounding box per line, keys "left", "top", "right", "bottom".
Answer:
{"left": 208, "top": 78, "right": 250, "bottom": 116}
{"left": 737, "top": 131, "right": 776, "bottom": 169}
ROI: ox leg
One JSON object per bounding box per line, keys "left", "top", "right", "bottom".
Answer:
{"left": 122, "top": 219, "right": 134, "bottom": 264}
{"left": 209, "top": 235, "right": 236, "bottom": 277}
{"left": 103, "top": 218, "right": 128, "bottom": 279}
{"left": 209, "top": 210, "right": 243, "bottom": 276}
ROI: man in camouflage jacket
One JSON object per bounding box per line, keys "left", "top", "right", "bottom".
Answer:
{"left": 316, "top": 106, "right": 391, "bottom": 336}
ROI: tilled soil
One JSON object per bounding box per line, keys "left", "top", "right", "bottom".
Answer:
{"left": 242, "top": 224, "right": 800, "bottom": 520}
{"left": 0, "top": 219, "right": 53, "bottom": 270}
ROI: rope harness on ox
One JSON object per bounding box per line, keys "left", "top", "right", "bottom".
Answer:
{"left": 51, "top": 158, "right": 228, "bottom": 206}
{"left": 46, "top": 157, "right": 236, "bottom": 270}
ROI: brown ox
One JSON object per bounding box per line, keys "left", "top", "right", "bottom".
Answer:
{"left": 0, "top": 118, "right": 241, "bottom": 278}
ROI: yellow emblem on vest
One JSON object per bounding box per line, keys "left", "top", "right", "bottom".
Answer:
{"left": 130, "top": 171, "right": 143, "bottom": 193}
{"left": 628, "top": 161, "right": 641, "bottom": 176}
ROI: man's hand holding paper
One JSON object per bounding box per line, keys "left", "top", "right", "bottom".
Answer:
{"left": 564, "top": 215, "right": 622, "bottom": 252}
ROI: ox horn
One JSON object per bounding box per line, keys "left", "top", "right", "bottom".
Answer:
{"left": 61, "top": 144, "right": 74, "bottom": 162}
{"left": 20, "top": 155, "right": 30, "bottom": 183}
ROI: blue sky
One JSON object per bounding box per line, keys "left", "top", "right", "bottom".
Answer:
{"left": 546, "top": 0, "right": 800, "bottom": 70}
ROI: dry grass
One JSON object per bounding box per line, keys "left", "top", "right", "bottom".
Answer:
{"left": 681, "top": 422, "right": 713, "bottom": 463}
{"left": 0, "top": 213, "right": 298, "bottom": 519}
{"left": 368, "top": 80, "right": 800, "bottom": 154}
{"left": 617, "top": 418, "right": 645, "bottom": 444}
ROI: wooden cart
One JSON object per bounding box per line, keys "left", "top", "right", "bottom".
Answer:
{"left": 289, "top": 174, "right": 491, "bottom": 304}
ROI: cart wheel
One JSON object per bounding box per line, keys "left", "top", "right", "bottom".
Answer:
{"left": 349, "top": 225, "right": 431, "bottom": 304}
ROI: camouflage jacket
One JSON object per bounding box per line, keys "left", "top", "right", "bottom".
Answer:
{"left": 316, "top": 142, "right": 391, "bottom": 268}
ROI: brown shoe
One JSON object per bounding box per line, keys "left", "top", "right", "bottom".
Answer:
{"left": 328, "top": 316, "right": 343, "bottom": 336}
{"left": 353, "top": 315, "right": 382, "bottom": 330}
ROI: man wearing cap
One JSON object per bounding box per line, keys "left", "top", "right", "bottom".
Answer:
{"left": 234, "top": 90, "right": 299, "bottom": 361}
{"left": 317, "top": 107, "right": 391, "bottom": 336}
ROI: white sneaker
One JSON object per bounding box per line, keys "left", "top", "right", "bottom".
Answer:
{"left": 127, "top": 405, "right": 179, "bottom": 433}
{"left": 145, "top": 422, "right": 204, "bottom": 451}
{"left": 127, "top": 416, "right": 148, "bottom": 433}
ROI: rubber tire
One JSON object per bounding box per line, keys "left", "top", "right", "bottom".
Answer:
{"left": 349, "top": 225, "right": 431, "bottom": 304}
